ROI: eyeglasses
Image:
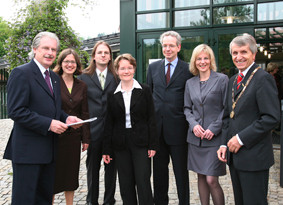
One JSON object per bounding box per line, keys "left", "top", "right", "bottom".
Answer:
{"left": 63, "top": 60, "right": 76, "bottom": 65}
{"left": 162, "top": 44, "right": 177, "bottom": 49}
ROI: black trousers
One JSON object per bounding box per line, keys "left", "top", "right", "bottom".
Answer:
{"left": 153, "top": 136, "right": 190, "bottom": 205}
{"left": 114, "top": 128, "right": 154, "bottom": 205}
{"left": 12, "top": 162, "right": 55, "bottom": 205}
{"left": 229, "top": 164, "right": 269, "bottom": 205}
{"left": 86, "top": 139, "right": 117, "bottom": 205}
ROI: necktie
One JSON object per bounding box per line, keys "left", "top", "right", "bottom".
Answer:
{"left": 44, "top": 70, "right": 53, "bottom": 95}
{"left": 166, "top": 63, "right": 171, "bottom": 85}
{"left": 99, "top": 73, "right": 105, "bottom": 90}
{"left": 237, "top": 72, "right": 244, "bottom": 90}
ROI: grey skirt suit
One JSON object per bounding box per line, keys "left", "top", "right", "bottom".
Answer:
{"left": 184, "top": 70, "right": 228, "bottom": 176}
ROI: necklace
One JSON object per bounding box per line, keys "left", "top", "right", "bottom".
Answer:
{"left": 230, "top": 66, "right": 260, "bottom": 119}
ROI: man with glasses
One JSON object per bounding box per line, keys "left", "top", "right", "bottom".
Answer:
{"left": 147, "top": 31, "right": 193, "bottom": 205}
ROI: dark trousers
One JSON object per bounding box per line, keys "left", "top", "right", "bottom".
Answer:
{"left": 114, "top": 128, "right": 154, "bottom": 205}
{"left": 86, "top": 139, "right": 117, "bottom": 205}
{"left": 12, "top": 162, "right": 55, "bottom": 205}
{"left": 153, "top": 136, "right": 190, "bottom": 205}
{"left": 229, "top": 164, "right": 269, "bottom": 205}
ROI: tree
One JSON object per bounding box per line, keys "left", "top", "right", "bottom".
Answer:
{"left": 4, "top": 0, "right": 91, "bottom": 69}
{"left": 0, "top": 17, "right": 11, "bottom": 58}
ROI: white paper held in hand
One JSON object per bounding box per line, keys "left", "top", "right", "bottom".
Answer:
{"left": 67, "top": 117, "right": 97, "bottom": 127}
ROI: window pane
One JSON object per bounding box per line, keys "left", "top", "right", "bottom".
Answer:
{"left": 269, "top": 27, "right": 283, "bottom": 39}
{"left": 258, "top": 2, "right": 283, "bottom": 22}
{"left": 137, "top": 0, "right": 169, "bottom": 11}
{"left": 213, "top": 5, "right": 254, "bottom": 25}
{"left": 255, "top": 28, "right": 267, "bottom": 40}
{"left": 174, "top": 0, "right": 209, "bottom": 8}
{"left": 174, "top": 9, "right": 210, "bottom": 27}
{"left": 214, "top": 0, "right": 251, "bottom": 4}
{"left": 137, "top": 13, "right": 169, "bottom": 30}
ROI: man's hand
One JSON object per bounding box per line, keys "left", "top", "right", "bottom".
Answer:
{"left": 50, "top": 120, "right": 68, "bottom": 134}
{"left": 217, "top": 146, "right": 227, "bottom": 163}
{"left": 103, "top": 155, "right": 112, "bottom": 164}
{"left": 82, "top": 143, "right": 89, "bottom": 152}
{"left": 193, "top": 125, "right": 205, "bottom": 139}
{"left": 227, "top": 135, "right": 242, "bottom": 154}
{"left": 148, "top": 150, "right": 156, "bottom": 158}
{"left": 66, "top": 116, "right": 83, "bottom": 129}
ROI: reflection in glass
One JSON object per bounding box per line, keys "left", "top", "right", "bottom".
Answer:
{"left": 179, "top": 36, "right": 205, "bottom": 64}
{"left": 137, "top": 0, "right": 169, "bottom": 11}
{"left": 255, "top": 28, "right": 266, "bottom": 40}
{"left": 174, "top": 9, "right": 210, "bottom": 27}
{"left": 137, "top": 13, "right": 169, "bottom": 30}
{"left": 269, "top": 27, "right": 283, "bottom": 39}
{"left": 174, "top": 0, "right": 209, "bottom": 8}
{"left": 213, "top": 0, "right": 250, "bottom": 4}
{"left": 143, "top": 39, "right": 163, "bottom": 81}
{"left": 258, "top": 2, "right": 283, "bottom": 21}
{"left": 217, "top": 33, "right": 236, "bottom": 76}
{"left": 213, "top": 5, "right": 254, "bottom": 24}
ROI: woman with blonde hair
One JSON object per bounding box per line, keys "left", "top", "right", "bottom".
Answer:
{"left": 184, "top": 44, "right": 228, "bottom": 205}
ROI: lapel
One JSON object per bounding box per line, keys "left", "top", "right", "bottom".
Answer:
{"left": 201, "top": 70, "right": 219, "bottom": 103}
{"left": 31, "top": 60, "right": 54, "bottom": 99}
{"left": 190, "top": 76, "right": 202, "bottom": 103}
{"left": 49, "top": 71, "right": 58, "bottom": 100}
{"left": 114, "top": 92, "right": 125, "bottom": 112}
{"left": 104, "top": 71, "right": 115, "bottom": 90}
{"left": 158, "top": 59, "right": 167, "bottom": 86}
{"left": 90, "top": 71, "right": 102, "bottom": 89}
{"left": 130, "top": 88, "right": 143, "bottom": 110}
{"left": 235, "top": 64, "right": 256, "bottom": 96}
{"left": 167, "top": 59, "right": 184, "bottom": 86}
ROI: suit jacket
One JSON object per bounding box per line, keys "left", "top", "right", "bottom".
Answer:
{"left": 59, "top": 76, "right": 90, "bottom": 144}
{"left": 147, "top": 59, "right": 193, "bottom": 145}
{"left": 222, "top": 63, "right": 280, "bottom": 171}
{"left": 3, "top": 59, "right": 68, "bottom": 164}
{"left": 184, "top": 70, "right": 228, "bottom": 147}
{"left": 78, "top": 71, "right": 118, "bottom": 142}
{"left": 103, "top": 83, "right": 158, "bottom": 154}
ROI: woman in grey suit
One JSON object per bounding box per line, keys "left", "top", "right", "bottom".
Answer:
{"left": 184, "top": 44, "right": 228, "bottom": 205}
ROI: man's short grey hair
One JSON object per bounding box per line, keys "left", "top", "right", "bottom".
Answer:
{"left": 28, "top": 31, "right": 60, "bottom": 59}
{"left": 229, "top": 33, "right": 257, "bottom": 55}
{"left": 160, "top": 31, "right": 182, "bottom": 46}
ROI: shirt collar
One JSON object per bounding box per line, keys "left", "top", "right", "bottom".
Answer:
{"left": 114, "top": 78, "right": 142, "bottom": 94}
{"left": 96, "top": 67, "right": 108, "bottom": 77}
{"left": 165, "top": 57, "right": 178, "bottom": 68}
{"left": 240, "top": 62, "right": 255, "bottom": 76}
{"left": 34, "top": 58, "right": 50, "bottom": 75}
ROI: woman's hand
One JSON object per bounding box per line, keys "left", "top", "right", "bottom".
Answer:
{"left": 203, "top": 129, "right": 214, "bottom": 140}
{"left": 148, "top": 150, "right": 156, "bottom": 158}
{"left": 103, "top": 155, "right": 112, "bottom": 164}
{"left": 193, "top": 125, "right": 205, "bottom": 139}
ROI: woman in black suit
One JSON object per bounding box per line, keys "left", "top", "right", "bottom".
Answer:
{"left": 103, "top": 53, "right": 158, "bottom": 205}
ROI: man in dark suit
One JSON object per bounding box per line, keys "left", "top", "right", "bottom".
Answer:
{"left": 147, "top": 31, "right": 193, "bottom": 205}
{"left": 78, "top": 41, "right": 118, "bottom": 205}
{"left": 217, "top": 34, "right": 280, "bottom": 205}
{"left": 3, "top": 31, "right": 82, "bottom": 205}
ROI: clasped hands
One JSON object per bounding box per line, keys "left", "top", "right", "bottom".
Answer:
{"left": 193, "top": 125, "right": 214, "bottom": 140}
{"left": 50, "top": 116, "right": 83, "bottom": 134}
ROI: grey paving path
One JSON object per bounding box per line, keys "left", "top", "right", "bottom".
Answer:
{"left": 1, "top": 119, "right": 283, "bottom": 204}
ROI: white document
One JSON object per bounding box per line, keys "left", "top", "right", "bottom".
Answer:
{"left": 67, "top": 117, "right": 97, "bottom": 127}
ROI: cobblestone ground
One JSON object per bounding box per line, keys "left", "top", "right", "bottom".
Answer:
{"left": 1, "top": 119, "right": 283, "bottom": 204}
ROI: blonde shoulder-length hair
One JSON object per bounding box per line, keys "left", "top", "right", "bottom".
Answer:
{"left": 189, "top": 44, "right": 217, "bottom": 76}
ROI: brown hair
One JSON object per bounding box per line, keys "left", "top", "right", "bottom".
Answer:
{"left": 83, "top": 40, "right": 115, "bottom": 77}
{"left": 53, "top": 48, "right": 82, "bottom": 76}
{"left": 114, "top": 53, "right": 137, "bottom": 73}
